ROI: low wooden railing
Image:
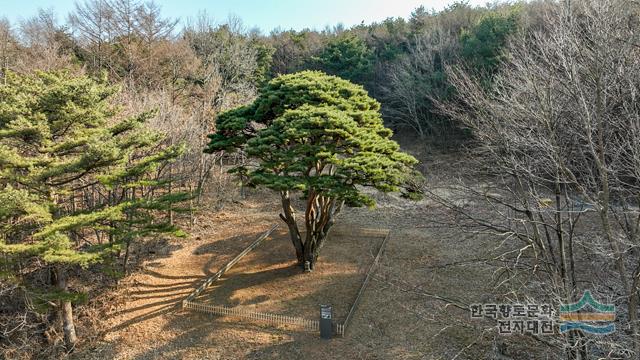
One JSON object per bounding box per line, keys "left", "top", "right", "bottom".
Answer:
{"left": 183, "top": 224, "right": 278, "bottom": 303}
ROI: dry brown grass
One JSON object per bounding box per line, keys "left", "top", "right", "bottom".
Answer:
{"left": 65, "top": 186, "right": 495, "bottom": 360}
{"left": 193, "top": 229, "right": 383, "bottom": 323}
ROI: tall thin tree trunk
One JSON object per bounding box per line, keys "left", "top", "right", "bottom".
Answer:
{"left": 55, "top": 267, "right": 77, "bottom": 350}
{"left": 123, "top": 238, "right": 131, "bottom": 275}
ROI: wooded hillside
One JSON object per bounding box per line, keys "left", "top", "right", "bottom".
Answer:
{"left": 2, "top": 1, "right": 640, "bottom": 359}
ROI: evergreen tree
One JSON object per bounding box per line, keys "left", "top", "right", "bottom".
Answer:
{"left": 460, "top": 12, "right": 520, "bottom": 80}
{"left": 0, "top": 70, "right": 186, "bottom": 349}
{"left": 206, "top": 71, "right": 419, "bottom": 271}
{"left": 314, "top": 35, "right": 374, "bottom": 85}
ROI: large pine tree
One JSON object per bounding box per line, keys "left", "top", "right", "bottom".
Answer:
{"left": 206, "top": 71, "right": 419, "bottom": 271}
{"left": 0, "top": 71, "right": 186, "bottom": 349}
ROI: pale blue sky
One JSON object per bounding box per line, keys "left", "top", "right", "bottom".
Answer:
{"left": 1, "top": 0, "right": 492, "bottom": 33}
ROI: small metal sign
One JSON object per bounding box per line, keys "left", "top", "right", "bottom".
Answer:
{"left": 320, "top": 305, "right": 332, "bottom": 339}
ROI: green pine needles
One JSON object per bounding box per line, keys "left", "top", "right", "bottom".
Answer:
{"left": 314, "top": 35, "right": 374, "bottom": 85}
{"left": 206, "top": 70, "right": 420, "bottom": 271}
{"left": 0, "top": 70, "right": 187, "bottom": 348}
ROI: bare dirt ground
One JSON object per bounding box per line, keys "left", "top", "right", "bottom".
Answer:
{"left": 194, "top": 229, "right": 384, "bottom": 323}
{"left": 71, "top": 151, "right": 535, "bottom": 360}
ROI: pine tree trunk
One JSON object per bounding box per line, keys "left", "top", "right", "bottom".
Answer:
{"left": 55, "top": 267, "right": 77, "bottom": 350}
{"left": 279, "top": 191, "right": 304, "bottom": 263}
{"left": 301, "top": 197, "right": 343, "bottom": 272}
{"left": 303, "top": 233, "right": 322, "bottom": 271}
{"left": 167, "top": 140, "right": 174, "bottom": 225}
{"left": 302, "top": 222, "right": 334, "bottom": 271}
{"left": 123, "top": 238, "right": 131, "bottom": 275}
{"left": 279, "top": 190, "right": 343, "bottom": 271}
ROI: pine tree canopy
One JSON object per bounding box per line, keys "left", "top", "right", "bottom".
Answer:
{"left": 314, "top": 35, "right": 374, "bottom": 84}
{"left": 0, "top": 70, "right": 185, "bottom": 270}
{"left": 205, "top": 70, "right": 420, "bottom": 207}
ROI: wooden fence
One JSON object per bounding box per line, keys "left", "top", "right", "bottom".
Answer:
{"left": 183, "top": 301, "right": 347, "bottom": 335}
{"left": 184, "top": 224, "right": 278, "bottom": 303}
{"left": 342, "top": 229, "right": 390, "bottom": 335}
{"left": 182, "top": 224, "right": 389, "bottom": 338}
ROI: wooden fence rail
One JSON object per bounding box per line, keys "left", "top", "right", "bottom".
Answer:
{"left": 184, "top": 224, "right": 278, "bottom": 303}
{"left": 341, "top": 229, "right": 391, "bottom": 336}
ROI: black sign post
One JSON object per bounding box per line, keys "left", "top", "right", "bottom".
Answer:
{"left": 320, "top": 305, "right": 332, "bottom": 339}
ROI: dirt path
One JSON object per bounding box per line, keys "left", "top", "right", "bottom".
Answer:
{"left": 73, "top": 185, "right": 499, "bottom": 360}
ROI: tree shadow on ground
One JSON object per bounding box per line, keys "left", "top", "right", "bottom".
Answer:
{"left": 193, "top": 230, "right": 380, "bottom": 319}
{"left": 129, "top": 271, "right": 358, "bottom": 360}
{"left": 198, "top": 233, "right": 265, "bottom": 277}
{"left": 196, "top": 263, "right": 301, "bottom": 307}
{"left": 89, "top": 222, "right": 429, "bottom": 360}
{"left": 104, "top": 272, "right": 202, "bottom": 334}
{"left": 99, "top": 230, "right": 280, "bottom": 338}
{"left": 122, "top": 230, "right": 384, "bottom": 359}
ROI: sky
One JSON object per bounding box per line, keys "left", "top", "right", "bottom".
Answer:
{"left": 0, "top": 0, "right": 491, "bottom": 33}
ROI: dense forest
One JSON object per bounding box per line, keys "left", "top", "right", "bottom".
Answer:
{"left": 2, "top": 0, "right": 640, "bottom": 359}
{"left": 0, "top": 0, "right": 523, "bottom": 144}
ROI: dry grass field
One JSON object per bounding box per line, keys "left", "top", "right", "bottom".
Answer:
{"left": 0, "top": 125, "right": 492, "bottom": 360}
{"left": 69, "top": 152, "right": 548, "bottom": 360}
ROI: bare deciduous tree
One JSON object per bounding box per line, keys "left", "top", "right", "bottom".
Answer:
{"left": 382, "top": 31, "right": 458, "bottom": 140}
{"left": 135, "top": 1, "right": 177, "bottom": 44}
{"left": 17, "top": 9, "right": 74, "bottom": 72}
{"left": 184, "top": 13, "right": 259, "bottom": 113}
{"left": 0, "top": 18, "right": 18, "bottom": 81}
{"left": 437, "top": 0, "right": 640, "bottom": 358}
{"left": 68, "top": 0, "right": 114, "bottom": 70}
